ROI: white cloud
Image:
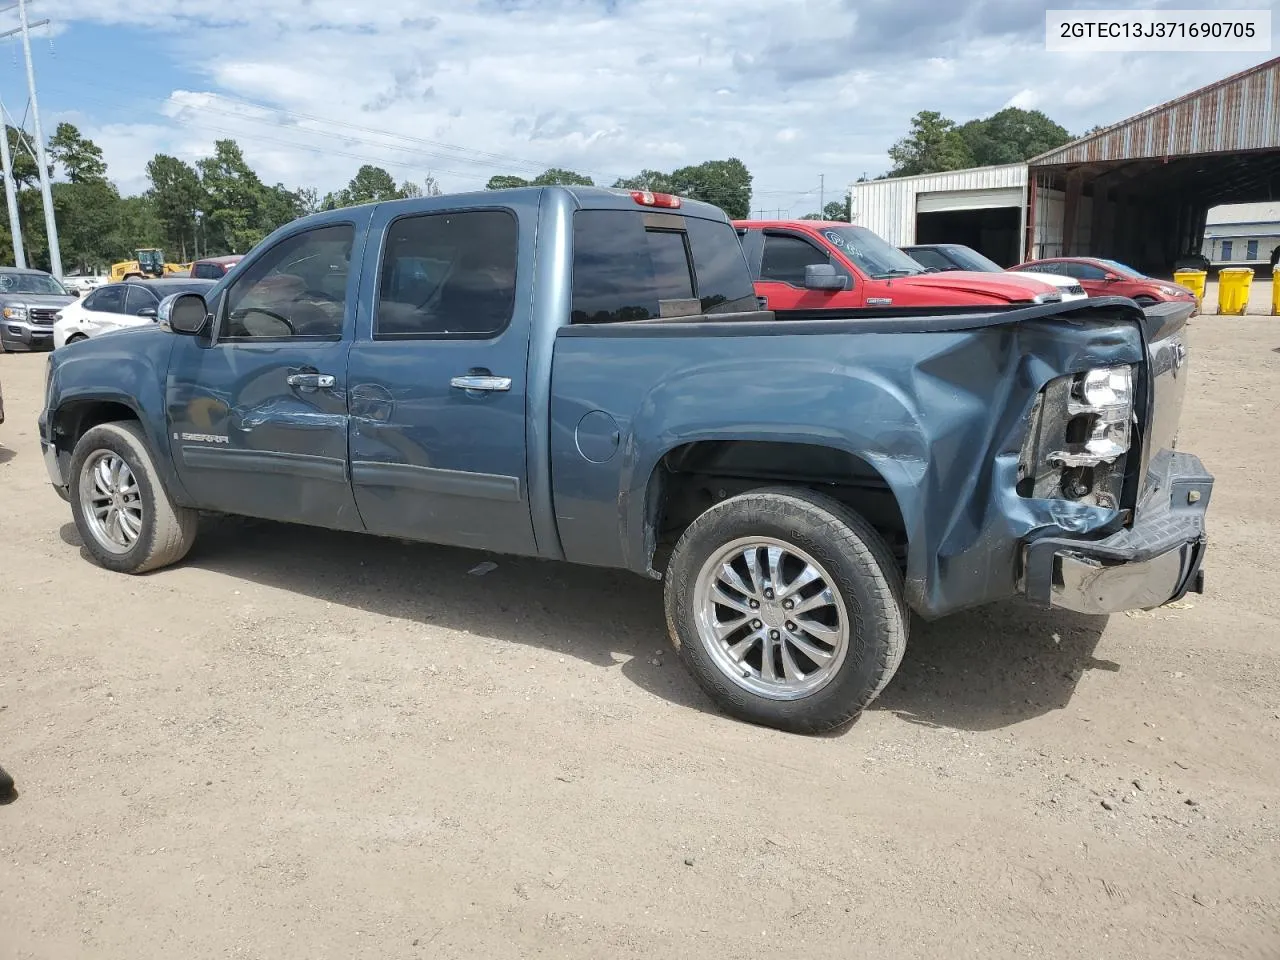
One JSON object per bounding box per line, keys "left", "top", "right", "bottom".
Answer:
{"left": 35, "top": 0, "right": 1280, "bottom": 215}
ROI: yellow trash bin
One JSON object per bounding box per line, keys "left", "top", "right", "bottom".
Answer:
{"left": 1273, "top": 266, "right": 1280, "bottom": 316}
{"left": 1173, "top": 268, "right": 1207, "bottom": 305}
{"left": 1216, "top": 267, "right": 1254, "bottom": 316}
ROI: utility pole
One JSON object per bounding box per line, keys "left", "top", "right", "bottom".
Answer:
{"left": 819, "top": 174, "right": 825, "bottom": 218}
{"left": 0, "top": 97, "right": 24, "bottom": 267}
{"left": 0, "top": 0, "right": 60, "bottom": 278}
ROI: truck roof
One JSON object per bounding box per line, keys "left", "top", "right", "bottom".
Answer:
{"left": 309, "top": 185, "right": 733, "bottom": 224}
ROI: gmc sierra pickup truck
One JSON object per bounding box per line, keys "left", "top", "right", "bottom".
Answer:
{"left": 38, "top": 186, "right": 1212, "bottom": 733}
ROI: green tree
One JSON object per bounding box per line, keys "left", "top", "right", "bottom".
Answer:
{"left": 112, "top": 195, "right": 163, "bottom": 259}
{"left": 197, "top": 139, "right": 279, "bottom": 253}
{"left": 340, "top": 164, "right": 402, "bottom": 205}
{"left": 958, "top": 108, "right": 1071, "bottom": 166}
{"left": 800, "top": 199, "right": 851, "bottom": 222}
{"left": 4, "top": 125, "right": 39, "bottom": 189}
{"left": 485, "top": 174, "right": 530, "bottom": 190}
{"left": 486, "top": 168, "right": 592, "bottom": 190}
{"left": 887, "top": 110, "right": 974, "bottom": 177}
{"left": 53, "top": 179, "right": 122, "bottom": 273}
{"left": 531, "top": 167, "right": 593, "bottom": 187}
{"left": 48, "top": 123, "right": 107, "bottom": 184}
{"left": 146, "top": 154, "right": 205, "bottom": 261}
{"left": 612, "top": 169, "right": 672, "bottom": 192}
{"left": 668, "top": 158, "right": 752, "bottom": 219}
{"left": 613, "top": 160, "right": 752, "bottom": 218}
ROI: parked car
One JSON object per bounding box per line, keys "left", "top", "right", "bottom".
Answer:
{"left": 0, "top": 267, "right": 75, "bottom": 352}
{"left": 189, "top": 255, "right": 244, "bottom": 280}
{"left": 1012, "top": 257, "right": 1199, "bottom": 307}
{"left": 901, "top": 244, "right": 1089, "bottom": 300}
{"left": 39, "top": 186, "right": 1211, "bottom": 733}
{"left": 61, "top": 274, "right": 107, "bottom": 296}
{"left": 734, "top": 220, "right": 1065, "bottom": 311}
{"left": 53, "top": 278, "right": 216, "bottom": 348}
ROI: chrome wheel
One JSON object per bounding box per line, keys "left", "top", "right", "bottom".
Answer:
{"left": 79, "top": 451, "right": 143, "bottom": 555}
{"left": 692, "top": 537, "right": 850, "bottom": 701}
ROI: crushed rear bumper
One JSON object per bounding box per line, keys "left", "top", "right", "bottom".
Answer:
{"left": 1023, "top": 451, "right": 1211, "bottom": 616}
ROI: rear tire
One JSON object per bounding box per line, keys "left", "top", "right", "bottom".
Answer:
{"left": 664, "top": 486, "right": 908, "bottom": 734}
{"left": 68, "top": 421, "right": 197, "bottom": 574}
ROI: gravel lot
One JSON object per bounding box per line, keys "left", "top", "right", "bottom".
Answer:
{"left": 1, "top": 318, "right": 1278, "bottom": 960}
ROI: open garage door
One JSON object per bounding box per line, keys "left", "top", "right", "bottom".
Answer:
{"left": 916, "top": 187, "right": 1025, "bottom": 213}
{"left": 915, "top": 186, "right": 1026, "bottom": 266}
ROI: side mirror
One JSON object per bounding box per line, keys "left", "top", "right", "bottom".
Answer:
{"left": 804, "top": 263, "right": 846, "bottom": 291}
{"left": 159, "top": 292, "right": 209, "bottom": 335}
{"left": 71, "top": 289, "right": 81, "bottom": 298}
{"left": 1103, "top": 272, "right": 1120, "bottom": 281}
{"left": 136, "top": 306, "right": 158, "bottom": 319}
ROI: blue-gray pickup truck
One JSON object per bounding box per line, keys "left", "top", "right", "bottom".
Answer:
{"left": 37, "top": 186, "right": 1212, "bottom": 733}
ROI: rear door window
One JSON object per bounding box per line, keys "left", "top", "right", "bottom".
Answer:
{"left": 374, "top": 209, "right": 518, "bottom": 338}
{"left": 86, "top": 285, "right": 126, "bottom": 314}
{"left": 571, "top": 210, "right": 755, "bottom": 323}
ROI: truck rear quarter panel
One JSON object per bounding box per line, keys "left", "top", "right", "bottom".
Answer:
{"left": 549, "top": 305, "right": 1147, "bottom": 619}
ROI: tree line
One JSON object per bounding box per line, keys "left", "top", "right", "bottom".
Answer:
{"left": 0, "top": 107, "right": 1079, "bottom": 272}
{"left": 483, "top": 158, "right": 754, "bottom": 221}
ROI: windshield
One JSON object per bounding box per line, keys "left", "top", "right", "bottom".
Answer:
{"left": 945, "top": 246, "right": 1003, "bottom": 273}
{"left": 0, "top": 272, "right": 68, "bottom": 295}
{"left": 1098, "top": 258, "right": 1145, "bottom": 278}
{"left": 819, "top": 227, "right": 925, "bottom": 279}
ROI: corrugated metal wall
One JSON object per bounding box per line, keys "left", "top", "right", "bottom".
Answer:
{"left": 850, "top": 163, "right": 1028, "bottom": 244}
{"left": 1033, "top": 56, "right": 1280, "bottom": 165}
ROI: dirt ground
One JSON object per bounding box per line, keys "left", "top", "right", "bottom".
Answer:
{"left": 1, "top": 318, "right": 1278, "bottom": 960}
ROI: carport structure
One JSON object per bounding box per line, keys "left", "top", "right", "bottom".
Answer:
{"left": 1026, "top": 56, "right": 1280, "bottom": 273}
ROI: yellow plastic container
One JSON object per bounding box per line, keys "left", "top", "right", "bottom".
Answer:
{"left": 1273, "top": 266, "right": 1280, "bottom": 316}
{"left": 1216, "top": 267, "right": 1254, "bottom": 316}
{"left": 1173, "top": 268, "right": 1207, "bottom": 305}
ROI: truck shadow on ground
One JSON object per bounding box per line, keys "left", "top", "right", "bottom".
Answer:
{"left": 62, "top": 516, "right": 1116, "bottom": 733}
{"left": 0, "top": 446, "right": 16, "bottom": 466}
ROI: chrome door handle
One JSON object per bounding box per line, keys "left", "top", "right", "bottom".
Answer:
{"left": 450, "top": 375, "right": 511, "bottom": 392}
{"left": 286, "top": 373, "right": 336, "bottom": 388}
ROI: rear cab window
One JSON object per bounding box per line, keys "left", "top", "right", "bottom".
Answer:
{"left": 571, "top": 210, "right": 757, "bottom": 323}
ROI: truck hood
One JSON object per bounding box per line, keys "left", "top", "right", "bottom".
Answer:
{"left": 2, "top": 293, "right": 76, "bottom": 308}
{"left": 889, "top": 271, "right": 1057, "bottom": 303}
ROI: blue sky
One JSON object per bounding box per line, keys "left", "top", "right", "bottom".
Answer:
{"left": 2, "top": 1, "right": 1275, "bottom": 215}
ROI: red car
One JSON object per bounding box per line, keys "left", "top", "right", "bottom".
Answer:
{"left": 1011, "top": 257, "right": 1198, "bottom": 307}
{"left": 734, "top": 220, "right": 1065, "bottom": 311}
{"left": 189, "top": 255, "right": 244, "bottom": 281}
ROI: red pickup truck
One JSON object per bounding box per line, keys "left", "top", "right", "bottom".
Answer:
{"left": 734, "top": 220, "right": 1063, "bottom": 311}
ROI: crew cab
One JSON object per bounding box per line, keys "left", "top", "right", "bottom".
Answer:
{"left": 39, "top": 187, "right": 1212, "bottom": 734}
{"left": 734, "top": 220, "right": 1064, "bottom": 311}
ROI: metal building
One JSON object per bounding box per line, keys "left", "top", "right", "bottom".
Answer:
{"left": 849, "top": 163, "right": 1029, "bottom": 265}
{"left": 851, "top": 55, "right": 1280, "bottom": 273}
{"left": 1201, "top": 201, "right": 1280, "bottom": 268}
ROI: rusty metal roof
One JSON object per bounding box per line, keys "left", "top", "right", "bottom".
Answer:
{"left": 1031, "top": 56, "right": 1280, "bottom": 167}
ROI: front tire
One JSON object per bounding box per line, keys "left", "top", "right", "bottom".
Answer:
{"left": 664, "top": 487, "right": 908, "bottom": 734}
{"left": 68, "top": 421, "right": 197, "bottom": 573}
